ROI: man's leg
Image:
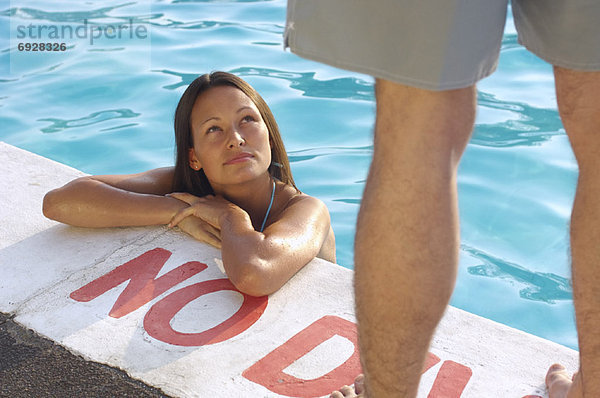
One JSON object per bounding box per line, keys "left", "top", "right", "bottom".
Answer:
{"left": 546, "top": 67, "right": 600, "bottom": 398}
{"left": 354, "top": 79, "right": 476, "bottom": 397}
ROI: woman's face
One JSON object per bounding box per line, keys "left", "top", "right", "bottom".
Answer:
{"left": 188, "top": 85, "right": 271, "bottom": 190}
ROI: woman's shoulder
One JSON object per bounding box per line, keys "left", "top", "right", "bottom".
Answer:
{"left": 273, "top": 182, "right": 336, "bottom": 263}
{"left": 279, "top": 184, "right": 336, "bottom": 262}
{"left": 277, "top": 183, "right": 330, "bottom": 218}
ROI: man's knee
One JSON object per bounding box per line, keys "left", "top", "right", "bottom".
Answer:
{"left": 554, "top": 67, "right": 600, "bottom": 169}
{"left": 373, "top": 79, "right": 477, "bottom": 168}
{"left": 554, "top": 67, "right": 600, "bottom": 118}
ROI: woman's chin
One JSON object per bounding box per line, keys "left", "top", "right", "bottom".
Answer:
{"left": 212, "top": 169, "right": 270, "bottom": 188}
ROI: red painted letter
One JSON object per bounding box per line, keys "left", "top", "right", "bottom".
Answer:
{"left": 424, "top": 352, "right": 441, "bottom": 373}
{"left": 428, "top": 360, "right": 473, "bottom": 398}
{"left": 143, "top": 278, "right": 268, "bottom": 346}
{"left": 243, "top": 315, "right": 362, "bottom": 398}
{"left": 70, "top": 248, "right": 207, "bottom": 318}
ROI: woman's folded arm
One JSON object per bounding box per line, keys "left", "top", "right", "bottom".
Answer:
{"left": 42, "top": 167, "right": 187, "bottom": 227}
{"left": 219, "top": 195, "right": 331, "bottom": 296}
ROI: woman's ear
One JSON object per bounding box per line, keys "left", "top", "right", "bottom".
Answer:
{"left": 188, "top": 148, "right": 201, "bottom": 171}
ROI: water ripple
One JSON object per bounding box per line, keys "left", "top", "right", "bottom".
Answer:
{"left": 232, "top": 67, "right": 374, "bottom": 100}
{"left": 157, "top": 20, "right": 282, "bottom": 34}
{"left": 38, "top": 109, "right": 141, "bottom": 133}
{"left": 5, "top": 3, "right": 137, "bottom": 23}
{"left": 500, "top": 32, "right": 520, "bottom": 51}
{"left": 143, "top": 17, "right": 232, "bottom": 29}
{"left": 88, "top": 47, "right": 126, "bottom": 52}
{"left": 3, "top": 4, "right": 281, "bottom": 33}
{"left": 172, "top": 0, "right": 275, "bottom": 3}
{"left": 3, "top": 4, "right": 168, "bottom": 30}
{"left": 155, "top": 67, "right": 374, "bottom": 101}
{"left": 252, "top": 41, "right": 280, "bottom": 46}
{"left": 99, "top": 123, "right": 139, "bottom": 132}
{"left": 473, "top": 91, "right": 562, "bottom": 147}
{"left": 462, "top": 244, "right": 572, "bottom": 303}
{"left": 287, "top": 146, "right": 372, "bottom": 163}
{"left": 154, "top": 69, "right": 198, "bottom": 90}
{"left": 333, "top": 198, "right": 360, "bottom": 205}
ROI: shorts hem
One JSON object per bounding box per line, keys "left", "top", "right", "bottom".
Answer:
{"left": 518, "top": 40, "right": 600, "bottom": 72}
{"left": 289, "top": 46, "right": 496, "bottom": 91}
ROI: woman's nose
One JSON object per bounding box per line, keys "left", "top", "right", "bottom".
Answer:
{"left": 227, "top": 127, "right": 245, "bottom": 148}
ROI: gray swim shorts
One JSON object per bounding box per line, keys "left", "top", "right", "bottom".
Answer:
{"left": 285, "top": 0, "right": 600, "bottom": 90}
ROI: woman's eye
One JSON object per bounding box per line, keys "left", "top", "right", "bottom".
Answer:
{"left": 242, "top": 115, "right": 256, "bottom": 123}
{"left": 206, "top": 125, "right": 221, "bottom": 134}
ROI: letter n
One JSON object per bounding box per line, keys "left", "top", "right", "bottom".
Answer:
{"left": 242, "top": 315, "right": 362, "bottom": 397}
{"left": 70, "top": 248, "right": 207, "bottom": 318}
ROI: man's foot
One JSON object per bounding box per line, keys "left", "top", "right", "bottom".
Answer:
{"left": 546, "top": 364, "right": 583, "bottom": 398}
{"left": 330, "top": 374, "right": 365, "bottom": 398}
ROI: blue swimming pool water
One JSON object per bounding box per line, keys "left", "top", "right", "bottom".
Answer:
{"left": 0, "top": 1, "right": 578, "bottom": 350}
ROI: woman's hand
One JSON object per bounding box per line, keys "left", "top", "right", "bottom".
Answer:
{"left": 168, "top": 189, "right": 334, "bottom": 298}
{"left": 176, "top": 216, "right": 222, "bottom": 249}
{"left": 167, "top": 192, "right": 242, "bottom": 230}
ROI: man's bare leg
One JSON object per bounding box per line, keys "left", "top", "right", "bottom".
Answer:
{"left": 353, "top": 79, "right": 476, "bottom": 397}
{"left": 546, "top": 67, "right": 600, "bottom": 398}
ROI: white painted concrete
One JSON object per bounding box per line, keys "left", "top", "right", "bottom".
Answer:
{"left": 0, "top": 141, "right": 578, "bottom": 397}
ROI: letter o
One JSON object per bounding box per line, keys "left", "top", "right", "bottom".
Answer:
{"left": 143, "top": 279, "right": 267, "bottom": 346}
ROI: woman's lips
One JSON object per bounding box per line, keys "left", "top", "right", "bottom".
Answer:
{"left": 224, "top": 152, "right": 253, "bottom": 165}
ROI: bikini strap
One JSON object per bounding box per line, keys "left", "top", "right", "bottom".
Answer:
{"left": 260, "top": 180, "right": 276, "bottom": 232}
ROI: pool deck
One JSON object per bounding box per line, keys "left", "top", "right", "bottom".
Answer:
{"left": 0, "top": 141, "right": 578, "bottom": 398}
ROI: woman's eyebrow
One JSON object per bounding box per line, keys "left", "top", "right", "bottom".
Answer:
{"left": 201, "top": 116, "right": 220, "bottom": 126}
{"left": 200, "top": 107, "right": 253, "bottom": 126}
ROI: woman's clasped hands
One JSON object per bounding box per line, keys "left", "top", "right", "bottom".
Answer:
{"left": 167, "top": 192, "right": 240, "bottom": 249}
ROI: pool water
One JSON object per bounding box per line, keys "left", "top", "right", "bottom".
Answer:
{"left": 0, "top": 1, "right": 578, "bottom": 350}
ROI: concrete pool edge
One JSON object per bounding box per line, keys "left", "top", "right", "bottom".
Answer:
{"left": 0, "top": 141, "right": 578, "bottom": 397}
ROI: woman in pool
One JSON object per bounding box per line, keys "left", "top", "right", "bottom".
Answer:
{"left": 43, "top": 71, "right": 336, "bottom": 297}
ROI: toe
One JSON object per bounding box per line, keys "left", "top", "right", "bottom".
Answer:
{"left": 354, "top": 374, "right": 365, "bottom": 395}
{"left": 546, "top": 364, "right": 572, "bottom": 398}
{"left": 339, "top": 385, "right": 356, "bottom": 397}
{"left": 330, "top": 385, "right": 358, "bottom": 398}
{"left": 546, "top": 364, "right": 568, "bottom": 385}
